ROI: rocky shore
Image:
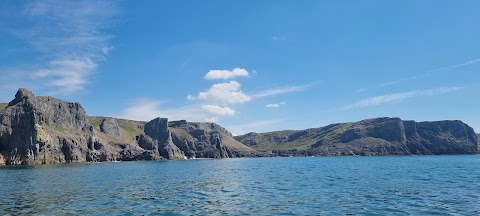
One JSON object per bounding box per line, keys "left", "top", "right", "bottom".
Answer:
{"left": 235, "top": 117, "right": 478, "bottom": 156}
{"left": 0, "top": 88, "right": 477, "bottom": 165}
{"left": 0, "top": 89, "right": 258, "bottom": 165}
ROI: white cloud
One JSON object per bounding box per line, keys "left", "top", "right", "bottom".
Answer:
{"left": 191, "top": 81, "right": 251, "bottom": 104}
{"left": 253, "top": 83, "right": 314, "bottom": 98}
{"left": 266, "top": 104, "right": 280, "bottom": 108}
{"left": 204, "top": 117, "right": 220, "bottom": 123}
{"left": 225, "top": 119, "right": 285, "bottom": 135}
{"left": 201, "top": 105, "right": 236, "bottom": 116}
{"left": 204, "top": 68, "right": 249, "bottom": 80}
{"left": 33, "top": 57, "right": 97, "bottom": 93}
{"left": 380, "top": 81, "right": 401, "bottom": 86}
{"left": 355, "top": 88, "right": 368, "bottom": 93}
{"left": 0, "top": 0, "right": 119, "bottom": 94}
{"left": 266, "top": 102, "right": 287, "bottom": 108}
{"left": 342, "top": 86, "right": 464, "bottom": 110}
{"left": 119, "top": 98, "right": 221, "bottom": 122}
{"left": 428, "top": 58, "right": 480, "bottom": 72}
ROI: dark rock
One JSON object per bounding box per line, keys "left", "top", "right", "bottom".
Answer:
{"left": 0, "top": 88, "right": 94, "bottom": 165}
{"left": 144, "top": 118, "right": 169, "bottom": 141}
{"left": 236, "top": 117, "right": 478, "bottom": 156}
{"left": 100, "top": 118, "right": 121, "bottom": 138}
{"left": 168, "top": 121, "right": 256, "bottom": 158}
{"left": 120, "top": 144, "right": 161, "bottom": 161}
{"left": 144, "top": 118, "right": 185, "bottom": 160}
{"left": 0, "top": 89, "right": 257, "bottom": 165}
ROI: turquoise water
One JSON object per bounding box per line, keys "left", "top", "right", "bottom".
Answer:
{"left": 0, "top": 156, "right": 479, "bottom": 215}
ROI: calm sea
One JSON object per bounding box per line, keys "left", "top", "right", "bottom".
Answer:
{"left": 0, "top": 156, "right": 479, "bottom": 215}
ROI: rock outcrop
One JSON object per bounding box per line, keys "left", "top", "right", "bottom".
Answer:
{"left": 235, "top": 117, "right": 478, "bottom": 156}
{"left": 143, "top": 118, "right": 185, "bottom": 159}
{"left": 477, "top": 134, "right": 480, "bottom": 152}
{"left": 0, "top": 88, "right": 258, "bottom": 165}
{"left": 0, "top": 88, "right": 102, "bottom": 165}
{"left": 100, "top": 118, "right": 120, "bottom": 138}
{"left": 168, "top": 120, "right": 257, "bottom": 158}
{"left": 0, "top": 89, "right": 476, "bottom": 165}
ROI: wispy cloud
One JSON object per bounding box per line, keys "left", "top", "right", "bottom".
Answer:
{"left": 266, "top": 102, "right": 287, "bottom": 108}
{"left": 428, "top": 58, "right": 480, "bottom": 73}
{"left": 355, "top": 88, "right": 368, "bottom": 93}
{"left": 119, "top": 98, "right": 224, "bottom": 123}
{"left": 33, "top": 57, "right": 97, "bottom": 93}
{"left": 380, "top": 81, "right": 401, "bottom": 86}
{"left": 201, "top": 105, "right": 236, "bottom": 116}
{"left": 342, "top": 86, "right": 464, "bottom": 110}
{"left": 204, "top": 68, "right": 249, "bottom": 80}
{"left": 0, "top": 0, "right": 119, "bottom": 94}
{"left": 226, "top": 119, "right": 285, "bottom": 135}
{"left": 378, "top": 58, "right": 480, "bottom": 88}
{"left": 253, "top": 83, "right": 315, "bottom": 98}
{"left": 380, "top": 77, "right": 418, "bottom": 87}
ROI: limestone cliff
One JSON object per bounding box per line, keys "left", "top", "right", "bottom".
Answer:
{"left": 0, "top": 88, "right": 258, "bottom": 165}
{"left": 0, "top": 89, "right": 476, "bottom": 165}
{"left": 0, "top": 88, "right": 111, "bottom": 165}
{"left": 168, "top": 120, "right": 257, "bottom": 159}
{"left": 235, "top": 117, "right": 478, "bottom": 156}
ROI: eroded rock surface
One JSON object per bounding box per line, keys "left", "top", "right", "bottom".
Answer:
{"left": 0, "top": 88, "right": 258, "bottom": 165}
{"left": 236, "top": 117, "right": 478, "bottom": 156}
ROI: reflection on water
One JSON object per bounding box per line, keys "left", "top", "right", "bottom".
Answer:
{"left": 1, "top": 156, "right": 479, "bottom": 215}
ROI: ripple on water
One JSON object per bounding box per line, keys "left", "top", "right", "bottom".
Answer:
{"left": 0, "top": 156, "right": 479, "bottom": 215}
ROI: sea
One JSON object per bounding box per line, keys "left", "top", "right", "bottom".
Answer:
{"left": 0, "top": 155, "right": 479, "bottom": 215}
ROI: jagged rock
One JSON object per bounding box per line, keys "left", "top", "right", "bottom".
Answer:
{"left": 144, "top": 118, "right": 185, "bottom": 160}
{"left": 0, "top": 89, "right": 257, "bottom": 165}
{"left": 144, "top": 118, "right": 169, "bottom": 140}
{"left": 100, "top": 118, "right": 121, "bottom": 138}
{"left": 236, "top": 117, "right": 478, "bottom": 156}
{"left": 0, "top": 89, "right": 93, "bottom": 165}
{"left": 168, "top": 121, "right": 255, "bottom": 158}
{"left": 119, "top": 144, "right": 160, "bottom": 161}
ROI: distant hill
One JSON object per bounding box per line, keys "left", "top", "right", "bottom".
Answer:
{"left": 235, "top": 117, "right": 478, "bottom": 156}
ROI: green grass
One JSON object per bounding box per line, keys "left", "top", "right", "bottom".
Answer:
{"left": 88, "top": 116, "right": 104, "bottom": 131}
{"left": 87, "top": 116, "right": 146, "bottom": 145}
{"left": 0, "top": 103, "right": 8, "bottom": 111}
{"left": 236, "top": 123, "right": 358, "bottom": 151}
{"left": 170, "top": 128, "right": 193, "bottom": 140}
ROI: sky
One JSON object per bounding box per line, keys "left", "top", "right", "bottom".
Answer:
{"left": 0, "top": 0, "right": 479, "bottom": 135}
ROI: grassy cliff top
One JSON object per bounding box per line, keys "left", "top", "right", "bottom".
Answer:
{"left": 88, "top": 116, "right": 146, "bottom": 145}
{"left": 88, "top": 116, "right": 256, "bottom": 151}
{"left": 0, "top": 103, "right": 8, "bottom": 111}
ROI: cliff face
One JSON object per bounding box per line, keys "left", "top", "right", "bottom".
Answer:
{"left": 235, "top": 117, "right": 478, "bottom": 156}
{"left": 0, "top": 88, "right": 105, "bottom": 165}
{"left": 168, "top": 120, "right": 257, "bottom": 159}
{"left": 0, "top": 89, "right": 476, "bottom": 165}
{"left": 0, "top": 89, "right": 257, "bottom": 165}
{"left": 477, "top": 134, "right": 480, "bottom": 151}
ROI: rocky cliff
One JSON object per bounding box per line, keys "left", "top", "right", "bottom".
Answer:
{"left": 477, "top": 134, "right": 480, "bottom": 151}
{"left": 0, "top": 88, "right": 103, "bottom": 165}
{"left": 0, "top": 89, "right": 257, "bottom": 165}
{"left": 235, "top": 117, "right": 478, "bottom": 156}
{"left": 168, "top": 120, "right": 257, "bottom": 158}
{"left": 0, "top": 89, "right": 476, "bottom": 165}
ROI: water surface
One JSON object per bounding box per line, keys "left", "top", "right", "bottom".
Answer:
{"left": 1, "top": 156, "right": 479, "bottom": 215}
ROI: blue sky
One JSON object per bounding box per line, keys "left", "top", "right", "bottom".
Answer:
{"left": 1, "top": 0, "right": 479, "bottom": 135}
